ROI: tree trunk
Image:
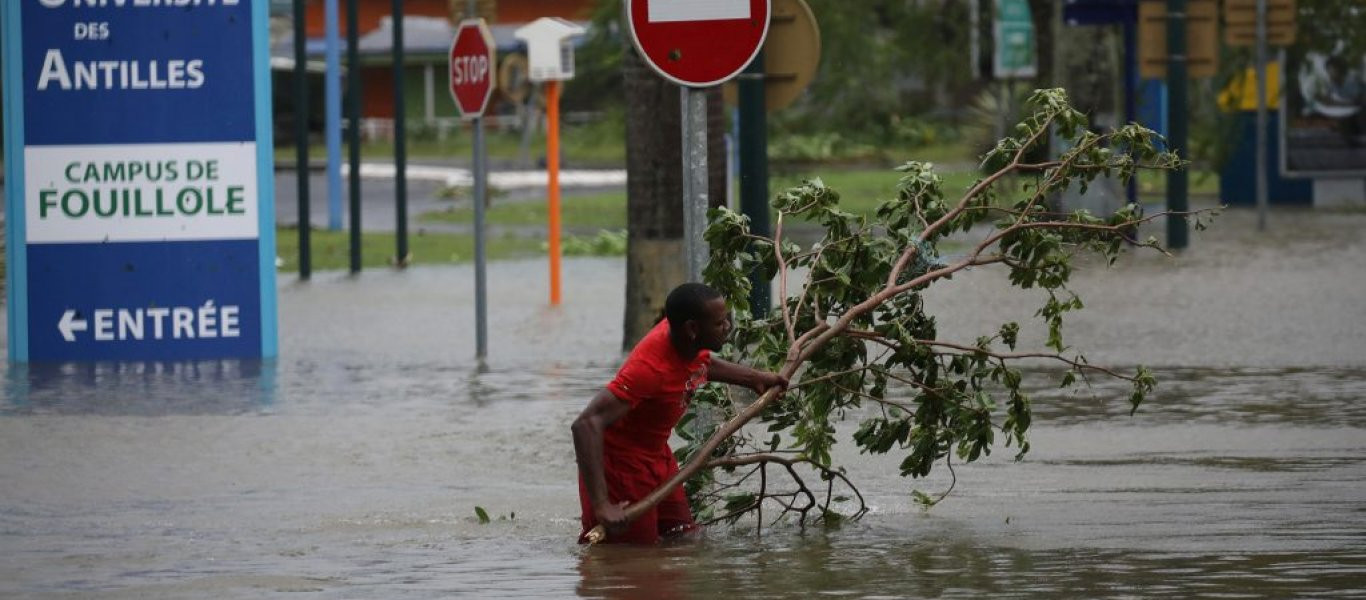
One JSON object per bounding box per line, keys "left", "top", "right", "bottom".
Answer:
{"left": 1028, "top": 0, "right": 1056, "bottom": 88}
{"left": 621, "top": 44, "right": 728, "bottom": 350}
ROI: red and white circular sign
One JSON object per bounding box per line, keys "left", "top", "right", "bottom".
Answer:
{"left": 449, "top": 19, "right": 496, "bottom": 119}
{"left": 626, "top": 0, "right": 770, "bottom": 88}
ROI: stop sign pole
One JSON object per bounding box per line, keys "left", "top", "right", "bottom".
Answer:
{"left": 626, "top": 0, "right": 770, "bottom": 284}
{"left": 450, "top": 17, "right": 495, "bottom": 364}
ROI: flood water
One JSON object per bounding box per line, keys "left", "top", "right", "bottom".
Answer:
{"left": 1, "top": 208, "right": 1364, "bottom": 598}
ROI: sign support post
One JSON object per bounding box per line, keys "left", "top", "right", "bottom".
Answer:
{"left": 393, "top": 0, "right": 409, "bottom": 265}
{"left": 738, "top": 50, "right": 770, "bottom": 316}
{"left": 515, "top": 17, "right": 585, "bottom": 306}
{"left": 1165, "top": 0, "right": 1189, "bottom": 250}
{"left": 625, "top": 0, "right": 772, "bottom": 286}
{"left": 1254, "top": 0, "right": 1269, "bottom": 231}
{"left": 294, "top": 0, "right": 312, "bottom": 280}
{"left": 547, "top": 80, "right": 563, "bottom": 305}
{"left": 471, "top": 50, "right": 489, "bottom": 365}
{"left": 346, "top": 0, "right": 363, "bottom": 273}
{"left": 464, "top": 1, "right": 488, "bottom": 364}
{"left": 325, "top": 0, "right": 343, "bottom": 231}
{"left": 450, "top": 16, "right": 496, "bottom": 362}
{"left": 681, "top": 87, "right": 709, "bottom": 283}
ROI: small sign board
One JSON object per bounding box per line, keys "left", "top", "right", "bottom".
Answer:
{"left": 1224, "top": 0, "right": 1297, "bottom": 47}
{"left": 1138, "top": 0, "right": 1218, "bottom": 79}
{"left": 722, "top": 0, "right": 820, "bottom": 111}
{"left": 514, "top": 17, "right": 584, "bottom": 83}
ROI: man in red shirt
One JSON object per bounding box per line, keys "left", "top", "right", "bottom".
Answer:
{"left": 571, "top": 283, "right": 787, "bottom": 544}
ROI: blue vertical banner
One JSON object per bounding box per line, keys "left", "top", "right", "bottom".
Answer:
{"left": 2, "top": 0, "right": 277, "bottom": 362}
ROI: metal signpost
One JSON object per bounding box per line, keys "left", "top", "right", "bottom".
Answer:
{"left": 1137, "top": 0, "right": 1219, "bottom": 248}
{"left": 724, "top": 0, "right": 819, "bottom": 315}
{"left": 2, "top": 0, "right": 277, "bottom": 362}
{"left": 449, "top": 17, "right": 496, "bottom": 363}
{"left": 1225, "top": 0, "right": 1298, "bottom": 227}
{"left": 1256, "top": 0, "right": 1269, "bottom": 230}
{"left": 1166, "top": 0, "right": 1190, "bottom": 249}
{"left": 626, "top": 0, "right": 771, "bottom": 283}
{"left": 346, "top": 0, "right": 361, "bottom": 273}
{"left": 325, "top": 0, "right": 342, "bottom": 232}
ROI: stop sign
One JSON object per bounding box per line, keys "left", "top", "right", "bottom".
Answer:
{"left": 626, "top": 0, "right": 771, "bottom": 87}
{"left": 449, "top": 19, "right": 496, "bottom": 119}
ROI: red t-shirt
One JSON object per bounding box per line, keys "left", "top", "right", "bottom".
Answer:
{"left": 604, "top": 320, "right": 712, "bottom": 461}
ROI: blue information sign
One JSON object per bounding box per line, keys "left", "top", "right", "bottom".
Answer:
{"left": 3, "top": 0, "right": 277, "bottom": 362}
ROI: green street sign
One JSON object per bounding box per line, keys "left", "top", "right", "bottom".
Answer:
{"left": 994, "top": 0, "right": 1037, "bottom": 79}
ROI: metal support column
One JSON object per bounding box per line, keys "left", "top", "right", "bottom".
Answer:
{"left": 738, "top": 52, "right": 770, "bottom": 316}
{"left": 1165, "top": 0, "right": 1189, "bottom": 249}
{"left": 293, "top": 0, "right": 312, "bottom": 279}
{"left": 681, "top": 87, "right": 709, "bottom": 284}
{"left": 1254, "top": 0, "right": 1270, "bottom": 231}
{"left": 393, "top": 0, "right": 409, "bottom": 264}
{"left": 346, "top": 0, "right": 363, "bottom": 272}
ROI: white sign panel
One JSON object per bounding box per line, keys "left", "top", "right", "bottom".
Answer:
{"left": 648, "top": 0, "right": 751, "bottom": 23}
{"left": 24, "top": 142, "right": 259, "bottom": 243}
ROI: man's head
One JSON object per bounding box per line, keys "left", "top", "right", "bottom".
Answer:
{"left": 665, "top": 283, "right": 731, "bottom": 353}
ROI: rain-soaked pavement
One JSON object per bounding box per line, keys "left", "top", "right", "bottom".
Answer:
{"left": 1, "top": 203, "right": 1365, "bottom": 597}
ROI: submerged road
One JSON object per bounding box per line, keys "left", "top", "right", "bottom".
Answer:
{"left": 0, "top": 190, "right": 1364, "bottom": 596}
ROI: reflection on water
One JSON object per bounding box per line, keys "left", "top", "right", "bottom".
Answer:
{"left": 0, "top": 361, "right": 1363, "bottom": 598}
{"left": 572, "top": 529, "right": 1366, "bottom": 599}
{"left": 6, "top": 361, "right": 1364, "bottom": 426}
{"left": 1013, "top": 366, "right": 1366, "bottom": 427}
{"left": 2, "top": 361, "right": 276, "bottom": 416}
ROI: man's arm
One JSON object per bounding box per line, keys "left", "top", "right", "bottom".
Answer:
{"left": 708, "top": 357, "right": 789, "bottom": 396}
{"left": 571, "top": 388, "right": 633, "bottom": 532}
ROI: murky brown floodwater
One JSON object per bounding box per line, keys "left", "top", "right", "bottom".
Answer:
{"left": 1, "top": 207, "right": 1364, "bottom": 598}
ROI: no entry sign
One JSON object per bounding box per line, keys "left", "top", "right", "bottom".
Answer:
{"left": 449, "top": 19, "right": 495, "bottom": 119}
{"left": 627, "top": 0, "right": 771, "bottom": 87}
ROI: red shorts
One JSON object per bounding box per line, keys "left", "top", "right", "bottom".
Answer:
{"left": 578, "top": 451, "right": 697, "bottom": 544}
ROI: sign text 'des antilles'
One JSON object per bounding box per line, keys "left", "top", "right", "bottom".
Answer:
{"left": 2, "top": 0, "right": 277, "bottom": 361}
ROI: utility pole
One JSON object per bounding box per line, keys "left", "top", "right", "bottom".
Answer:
{"left": 738, "top": 52, "right": 770, "bottom": 317}
{"left": 1165, "top": 0, "right": 1189, "bottom": 249}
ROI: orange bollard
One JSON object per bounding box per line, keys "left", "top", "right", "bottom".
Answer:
{"left": 546, "top": 80, "right": 562, "bottom": 306}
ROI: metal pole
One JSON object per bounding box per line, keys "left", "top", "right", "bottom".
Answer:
{"left": 1254, "top": 0, "right": 1269, "bottom": 231}
{"left": 324, "top": 0, "right": 342, "bottom": 231}
{"left": 393, "top": 0, "right": 409, "bottom": 265}
{"left": 1124, "top": 17, "right": 1139, "bottom": 206}
{"left": 680, "top": 86, "right": 709, "bottom": 283}
{"left": 738, "top": 52, "right": 770, "bottom": 317}
{"left": 470, "top": 0, "right": 487, "bottom": 364}
{"left": 547, "top": 80, "right": 563, "bottom": 305}
{"left": 970, "top": 0, "right": 980, "bottom": 79}
{"left": 1165, "top": 0, "right": 1189, "bottom": 249}
{"left": 293, "top": 0, "right": 312, "bottom": 280}
{"left": 346, "top": 0, "right": 362, "bottom": 273}
{"left": 473, "top": 114, "right": 488, "bottom": 363}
